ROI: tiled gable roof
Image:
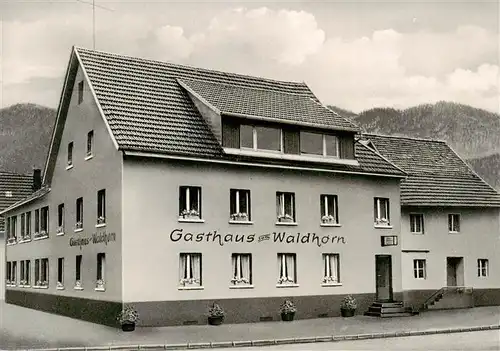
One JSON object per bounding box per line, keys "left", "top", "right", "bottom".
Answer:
{"left": 178, "top": 78, "right": 358, "bottom": 131}
{"left": 72, "top": 48, "right": 403, "bottom": 178}
{"left": 77, "top": 48, "right": 321, "bottom": 157}
{"left": 0, "top": 171, "right": 34, "bottom": 231}
{"left": 363, "top": 134, "right": 500, "bottom": 207}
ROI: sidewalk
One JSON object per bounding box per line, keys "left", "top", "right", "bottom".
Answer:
{"left": 1, "top": 300, "right": 499, "bottom": 350}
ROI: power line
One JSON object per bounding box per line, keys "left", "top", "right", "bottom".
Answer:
{"left": 75, "top": 0, "right": 114, "bottom": 50}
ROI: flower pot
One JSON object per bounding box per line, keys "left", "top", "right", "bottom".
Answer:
{"left": 281, "top": 312, "right": 295, "bottom": 321}
{"left": 340, "top": 308, "right": 356, "bottom": 317}
{"left": 121, "top": 322, "right": 135, "bottom": 332}
{"left": 208, "top": 316, "right": 224, "bottom": 326}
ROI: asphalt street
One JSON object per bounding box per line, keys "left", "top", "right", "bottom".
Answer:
{"left": 212, "top": 330, "right": 500, "bottom": 350}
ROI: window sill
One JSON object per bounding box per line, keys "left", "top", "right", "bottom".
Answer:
{"left": 229, "top": 284, "right": 254, "bottom": 289}
{"left": 85, "top": 154, "right": 93, "bottom": 161}
{"left": 275, "top": 222, "right": 298, "bottom": 226}
{"left": 66, "top": 164, "right": 74, "bottom": 170}
{"left": 20, "top": 285, "right": 31, "bottom": 288}
{"left": 178, "top": 218, "right": 205, "bottom": 223}
{"left": 74, "top": 228, "right": 84, "bottom": 233}
{"left": 229, "top": 220, "right": 254, "bottom": 225}
{"left": 448, "top": 231, "right": 460, "bottom": 234}
{"left": 95, "top": 223, "right": 106, "bottom": 228}
{"left": 411, "top": 232, "right": 424, "bottom": 235}
{"left": 56, "top": 232, "right": 65, "bottom": 236}
{"left": 6, "top": 284, "right": 16, "bottom": 287}
{"left": 56, "top": 286, "right": 65, "bottom": 290}
{"left": 178, "top": 286, "right": 204, "bottom": 290}
{"left": 33, "top": 235, "right": 49, "bottom": 241}
{"left": 95, "top": 287, "right": 106, "bottom": 292}
{"left": 6, "top": 241, "right": 17, "bottom": 246}
{"left": 374, "top": 225, "right": 393, "bottom": 229}
{"left": 33, "top": 286, "right": 48, "bottom": 289}
{"left": 19, "top": 238, "right": 32, "bottom": 243}
{"left": 276, "top": 283, "right": 299, "bottom": 288}
{"left": 414, "top": 277, "right": 426, "bottom": 280}
{"left": 223, "top": 148, "right": 360, "bottom": 166}
{"left": 320, "top": 223, "right": 341, "bottom": 227}
{"left": 74, "top": 286, "right": 84, "bottom": 291}
{"left": 321, "top": 283, "right": 342, "bottom": 287}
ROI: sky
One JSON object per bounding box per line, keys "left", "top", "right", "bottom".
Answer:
{"left": 1, "top": 0, "right": 499, "bottom": 113}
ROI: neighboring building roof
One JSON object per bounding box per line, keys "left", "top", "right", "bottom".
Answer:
{"left": 177, "top": 78, "right": 358, "bottom": 131}
{"left": 43, "top": 47, "right": 405, "bottom": 182}
{"left": 0, "top": 171, "right": 34, "bottom": 231}
{"left": 0, "top": 186, "right": 50, "bottom": 216}
{"left": 363, "top": 134, "right": 500, "bottom": 207}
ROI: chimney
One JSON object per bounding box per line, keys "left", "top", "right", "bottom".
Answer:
{"left": 33, "top": 168, "right": 42, "bottom": 191}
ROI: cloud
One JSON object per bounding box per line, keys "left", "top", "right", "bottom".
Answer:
{"left": 196, "top": 7, "right": 325, "bottom": 65}
{"left": 2, "top": 6, "right": 498, "bottom": 114}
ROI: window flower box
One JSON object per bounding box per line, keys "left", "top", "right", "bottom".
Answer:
{"left": 74, "top": 280, "right": 82, "bottom": 289}
{"left": 179, "top": 278, "right": 200, "bottom": 286}
{"left": 230, "top": 212, "right": 249, "bottom": 221}
{"left": 321, "top": 215, "right": 337, "bottom": 224}
{"left": 230, "top": 277, "right": 250, "bottom": 285}
{"left": 20, "top": 280, "right": 27, "bottom": 286}
{"left": 56, "top": 226, "right": 64, "bottom": 234}
{"left": 57, "top": 281, "right": 64, "bottom": 289}
{"left": 277, "top": 214, "right": 294, "bottom": 223}
{"left": 75, "top": 222, "right": 83, "bottom": 230}
{"left": 97, "top": 216, "right": 106, "bottom": 225}
{"left": 22, "top": 235, "right": 31, "bottom": 241}
{"left": 180, "top": 209, "right": 200, "bottom": 220}
{"left": 375, "top": 218, "right": 390, "bottom": 226}
{"left": 96, "top": 279, "right": 105, "bottom": 290}
{"left": 7, "top": 237, "right": 17, "bottom": 244}
{"left": 40, "top": 230, "right": 47, "bottom": 236}
{"left": 322, "top": 276, "right": 339, "bottom": 284}
{"left": 277, "top": 276, "right": 295, "bottom": 285}
{"left": 36, "top": 280, "right": 48, "bottom": 288}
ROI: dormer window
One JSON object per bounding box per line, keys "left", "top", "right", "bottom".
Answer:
{"left": 222, "top": 118, "right": 356, "bottom": 164}
{"left": 300, "top": 132, "right": 339, "bottom": 157}
{"left": 240, "top": 124, "right": 281, "bottom": 152}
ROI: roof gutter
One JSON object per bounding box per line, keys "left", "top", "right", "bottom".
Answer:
{"left": 122, "top": 151, "right": 407, "bottom": 179}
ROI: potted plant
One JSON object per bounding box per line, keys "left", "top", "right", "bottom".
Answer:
{"left": 207, "top": 302, "right": 225, "bottom": 325}
{"left": 97, "top": 216, "right": 106, "bottom": 225}
{"left": 118, "top": 305, "right": 139, "bottom": 332}
{"left": 340, "top": 295, "right": 357, "bottom": 317}
{"left": 180, "top": 209, "right": 200, "bottom": 220}
{"left": 321, "top": 215, "right": 337, "bottom": 224}
{"left": 279, "top": 300, "right": 297, "bottom": 321}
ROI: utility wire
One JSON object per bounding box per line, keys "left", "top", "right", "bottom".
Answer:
{"left": 75, "top": 0, "right": 114, "bottom": 50}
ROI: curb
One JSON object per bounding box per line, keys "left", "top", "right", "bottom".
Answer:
{"left": 22, "top": 324, "right": 500, "bottom": 351}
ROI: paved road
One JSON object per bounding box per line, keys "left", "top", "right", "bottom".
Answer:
{"left": 212, "top": 330, "right": 500, "bottom": 350}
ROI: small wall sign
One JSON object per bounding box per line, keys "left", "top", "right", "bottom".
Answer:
{"left": 69, "top": 231, "right": 116, "bottom": 249}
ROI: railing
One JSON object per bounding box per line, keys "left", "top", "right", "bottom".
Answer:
{"left": 422, "top": 286, "right": 473, "bottom": 310}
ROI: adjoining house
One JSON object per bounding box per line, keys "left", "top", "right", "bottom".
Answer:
{"left": 2, "top": 47, "right": 499, "bottom": 327}
{"left": 0, "top": 170, "right": 40, "bottom": 299}
{"left": 362, "top": 134, "right": 500, "bottom": 311}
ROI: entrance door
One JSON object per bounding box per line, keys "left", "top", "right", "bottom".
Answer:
{"left": 447, "top": 257, "right": 464, "bottom": 287}
{"left": 375, "top": 255, "right": 393, "bottom": 301}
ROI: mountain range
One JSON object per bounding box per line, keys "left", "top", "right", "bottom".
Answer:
{"left": 0, "top": 101, "right": 499, "bottom": 190}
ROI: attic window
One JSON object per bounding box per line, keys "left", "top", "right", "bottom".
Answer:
{"left": 5, "top": 191, "right": 12, "bottom": 197}
{"left": 78, "top": 81, "right": 84, "bottom": 104}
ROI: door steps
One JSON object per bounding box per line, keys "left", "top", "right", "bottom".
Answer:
{"left": 364, "top": 301, "right": 417, "bottom": 317}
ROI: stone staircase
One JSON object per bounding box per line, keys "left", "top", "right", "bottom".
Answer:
{"left": 423, "top": 286, "right": 473, "bottom": 310}
{"left": 364, "top": 301, "right": 417, "bottom": 318}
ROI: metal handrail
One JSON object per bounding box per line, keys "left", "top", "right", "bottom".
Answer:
{"left": 423, "top": 286, "right": 473, "bottom": 309}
